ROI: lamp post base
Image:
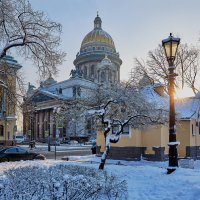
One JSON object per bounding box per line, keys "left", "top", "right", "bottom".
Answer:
{"left": 167, "top": 168, "right": 176, "bottom": 174}
{"left": 168, "top": 144, "right": 179, "bottom": 174}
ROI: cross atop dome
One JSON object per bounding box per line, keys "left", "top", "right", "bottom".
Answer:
{"left": 94, "top": 12, "right": 102, "bottom": 29}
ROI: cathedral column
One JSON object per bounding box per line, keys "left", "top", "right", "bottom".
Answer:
{"left": 118, "top": 67, "right": 120, "bottom": 81}
{"left": 23, "top": 112, "right": 27, "bottom": 136}
{"left": 48, "top": 109, "right": 51, "bottom": 138}
{"left": 36, "top": 113, "right": 39, "bottom": 139}
{"left": 41, "top": 110, "right": 45, "bottom": 139}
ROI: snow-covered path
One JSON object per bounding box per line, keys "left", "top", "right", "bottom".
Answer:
{"left": 104, "top": 164, "right": 200, "bottom": 200}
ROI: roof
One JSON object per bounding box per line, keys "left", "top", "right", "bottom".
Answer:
{"left": 141, "top": 85, "right": 200, "bottom": 120}
{"left": 80, "top": 15, "right": 115, "bottom": 51}
{"left": 26, "top": 76, "right": 98, "bottom": 103}
{"left": 176, "top": 97, "right": 200, "bottom": 120}
{"left": 43, "top": 76, "right": 97, "bottom": 92}
{"left": 140, "top": 85, "right": 168, "bottom": 109}
{"left": 0, "top": 55, "right": 22, "bottom": 69}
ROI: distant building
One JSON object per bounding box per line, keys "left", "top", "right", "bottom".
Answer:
{"left": 0, "top": 55, "right": 22, "bottom": 145}
{"left": 23, "top": 15, "right": 122, "bottom": 142}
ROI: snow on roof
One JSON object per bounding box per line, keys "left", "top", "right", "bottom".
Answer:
{"left": 39, "top": 89, "right": 66, "bottom": 100}
{"left": 1, "top": 55, "right": 22, "bottom": 69}
{"left": 140, "top": 85, "right": 168, "bottom": 109}
{"left": 175, "top": 97, "right": 200, "bottom": 120}
{"left": 153, "top": 83, "right": 165, "bottom": 88}
{"left": 141, "top": 85, "right": 200, "bottom": 120}
{"left": 42, "top": 76, "right": 97, "bottom": 92}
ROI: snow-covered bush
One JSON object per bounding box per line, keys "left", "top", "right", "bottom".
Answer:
{"left": 0, "top": 163, "right": 127, "bottom": 200}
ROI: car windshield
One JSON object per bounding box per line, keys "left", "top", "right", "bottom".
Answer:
{"left": 16, "top": 136, "right": 23, "bottom": 139}
{"left": 0, "top": 148, "right": 6, "bottom": 153}
{"left": 5, "top": 148, "right": 18, "bottom": 153}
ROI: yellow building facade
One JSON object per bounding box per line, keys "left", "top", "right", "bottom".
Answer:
{"left": 0, "top": 56, "right": 22, "bottom": 146}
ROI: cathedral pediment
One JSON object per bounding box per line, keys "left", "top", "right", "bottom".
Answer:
{"left": 31, "top": 93, "right": 55, "bottom": 103}
{"left": 27, "top": 90, "right": 57, "bottom": 103}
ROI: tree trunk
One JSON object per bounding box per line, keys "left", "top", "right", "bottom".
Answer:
{"left": 99, "top": 146, "right": 110, "bottom": 170}
{"left": 191, "top": 85, "right": 197, "bottom": 95}
{"left": 99, "top": 128, "right": 110, "bottom": 170}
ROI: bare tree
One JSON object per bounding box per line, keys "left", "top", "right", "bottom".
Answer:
{"left": 0, "top": 0, "right": 65, "bottom": 78}
{"left": 0, "top": 0, "right": 65, "bottom": 136}
{"left": 88, "top": 83, "right": 167, "bottom": 170}
{"left": 52, "top": 98, "right": 97, "bottom": 140}
{"left": 132, "top": 44, "right": 200, "bottom": 94}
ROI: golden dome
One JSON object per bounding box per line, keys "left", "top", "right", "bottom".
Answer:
{"left": 80, "top": 15, "right": 116, "bottom": 51}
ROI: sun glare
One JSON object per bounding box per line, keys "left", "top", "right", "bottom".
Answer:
{"left": 175, "top": 87, "right": 194, "bottom": 99}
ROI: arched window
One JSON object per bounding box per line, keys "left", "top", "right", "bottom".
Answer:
{"left": 91, "top": 65, "right": 95, "bottom": 78}
{"left": 59, "top": 88, "right": 62, "bottom": 94}
{"left": 77, "top": 87, "right": 81, "bottom": 97}
{"left": 109, "top": 71, "right": 112, "bottom": 82}
{"left": 73, "top": 87, "right": 76, "bottom": 97}
{"left": 113, "top": 72, "right": 116, "bottom": 82}
{"left": 101, "top": 71, "right": 105, "bottom": 82}
{"left": 84, "top": 66, "right": 87, "bottom": 77}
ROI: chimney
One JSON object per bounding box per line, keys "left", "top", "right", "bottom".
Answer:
{"left": 153, "top": 83, "right": 165, "bottom": 96}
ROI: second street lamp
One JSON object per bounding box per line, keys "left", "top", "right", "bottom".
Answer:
{"left": 162, "top": 33, "right": 180, "bottom": 174}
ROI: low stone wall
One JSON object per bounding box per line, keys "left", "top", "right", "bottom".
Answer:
{"left": 97, "top": 146, "right": 167, "bottom": 161}
{"left": 97, "top": 146, "right": 146, "bottom": 160}
{"left": 108, "top": 147, "right": 146, "bottom": 161}
{"left": 186, "top": 146, "right": 200, "bottom": 159}
{"left": 143, "top": 147, "right": 167, "bottom": 161}
{"left": 97, "top": 145, "right": 200, "bottom": 161}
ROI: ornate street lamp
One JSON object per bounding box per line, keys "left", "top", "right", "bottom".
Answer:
{"left": 162, "top": 33, "right": 180, "bottom": 174}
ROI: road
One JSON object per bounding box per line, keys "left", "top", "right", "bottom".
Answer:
{"left": 42, "top": 148, "right": 92, "bottom": 160}
{"left": 20, "top": 143, "right": 93, "bottom": 160}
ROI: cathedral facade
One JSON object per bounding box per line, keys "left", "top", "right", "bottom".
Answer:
{"left": 23, "top": 15, "right": 122, "bottom": 142}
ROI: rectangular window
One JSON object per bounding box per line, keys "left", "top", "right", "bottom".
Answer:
{"left": 0, "top": 125, "right": 4, "bottom": 136}
{"left": 122, "top": 125, "right": 129, "bottom": 135}
{"left": 112, "top": 125, "right": 119, "bottom": 134}
{"left": 192, "top": 124, "right": 195, "bottom": 136}
{"left": 199, "top": 122, "right": 200, "bottom": 135}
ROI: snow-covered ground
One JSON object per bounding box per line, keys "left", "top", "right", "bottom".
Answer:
{"left": 1, "top": 157, "right": 200, "bottom": 200}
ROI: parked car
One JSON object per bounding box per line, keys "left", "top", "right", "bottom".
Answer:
{"left": 62, "top": 139, "right": 70, "bottom": 144}
{"left": 61, "top": 137, "right": 70, "bottom": 144}
{"left": 85, "top": 139, "right": 96, "bottom": 145}
{"left": 15, "top": 135, "right": 25, "bottom": 144}
{"left": 68, "top": 140, "right": 78, "bottom": 144}
{"left": 0, "top": 147, "right": 46, "bottom": 162}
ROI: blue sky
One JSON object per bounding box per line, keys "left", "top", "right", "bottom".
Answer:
{"left": 24, "top": 0, "right": 200, "bottom": 87}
